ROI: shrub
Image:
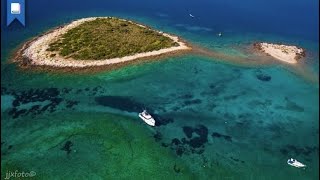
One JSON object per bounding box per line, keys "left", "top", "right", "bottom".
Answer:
{"left": 47, "top": 18, "right": 176, "bottom": 60}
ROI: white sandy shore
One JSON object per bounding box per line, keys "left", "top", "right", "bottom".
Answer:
{"left": 256, "top": 42, "right": 305, "bottom": 64}
{"left": 21, "top": 17, "right": 191, "bottom": 68}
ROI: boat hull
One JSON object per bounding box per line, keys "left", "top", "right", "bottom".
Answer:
{"left": 139, "top": 113, "right": 155, "bottom": 126}
{"left": 287, "top": 160, "right": 306, "bottom": 168}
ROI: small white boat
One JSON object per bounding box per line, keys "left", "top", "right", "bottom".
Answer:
{"left": 139, "top": 110, "right": 155, "bottom": 126}
{"left": 218, "top": 32, "right": 222, "bottom": 37}
{"left": 189, "top": 14, "right": 195, "bottom": 18}
{"left": 287, "top": 158, "right": 306, "bottom": 168}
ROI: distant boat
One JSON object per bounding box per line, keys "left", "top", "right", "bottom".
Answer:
{"left": 189, "top": 14, "right": 195, "bottom": 18}
{"left": 218, "top": 32, "right": 222, "bottom": 37}
{"left": 139, "top": 110, "right": 155, "bottom": 126}
{"left": 287, "top": 158, "right": 306, "bottom": 168}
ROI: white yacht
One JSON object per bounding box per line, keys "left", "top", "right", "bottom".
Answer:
{"left": 189, "top": 14, "right": 195, "bottom": 18}
{"left": 139, "top": 110, "right": 155, "bottom": 126}
{"left": 287, "top": 158, "right": 306, "bottom": 168}
{"left": 218, "top": 32, "right": 222, "bottom": 37}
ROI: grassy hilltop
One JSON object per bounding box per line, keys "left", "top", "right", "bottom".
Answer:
{"left": 47, "top": 18, "right": 179, "bottom": 60}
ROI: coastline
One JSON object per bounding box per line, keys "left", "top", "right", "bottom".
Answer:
{"left": 10, "top": 17, "right": 318, "bottom": 83}
{"left": 253, "top": 42, "right": 306, "bottom": 64}
{"left": 13, "top": 17, "right": 192, "bottom": 70}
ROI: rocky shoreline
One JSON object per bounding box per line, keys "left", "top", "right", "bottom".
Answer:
{"left": 253, "top": 42, "right": 306, "bottom": 64}
{"left": 13, "top": 17, "right": 192, "bottom": 71}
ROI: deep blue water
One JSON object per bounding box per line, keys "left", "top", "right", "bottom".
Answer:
{"left": 1, "top": 0, "right": 319, "bottom": 43}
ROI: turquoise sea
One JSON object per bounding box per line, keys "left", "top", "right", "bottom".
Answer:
{"left": 1, "top": 0, "right": 319, "bottom": 179}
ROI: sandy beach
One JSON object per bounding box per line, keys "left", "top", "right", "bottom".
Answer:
{"left": 254, "top": 42, "right": 306, "bottom": 64}
{"left": 11, "top": 18, "right": 317, "bottom": 83}
{"left": 15, "top": 17, "right": 191, "bottom": 68}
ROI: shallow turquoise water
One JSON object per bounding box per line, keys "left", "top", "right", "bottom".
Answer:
{"left": 1, "top": 0, "right": 319, "bottom": 179}
{"left": 2, "top": 55, "right": 319, "bottom": 179}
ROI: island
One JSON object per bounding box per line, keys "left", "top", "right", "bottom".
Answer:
{"left": 14, "top": 17, "right": 191, "bottom": 69}
{"left": 253, "top": 42, "right": 306, "bottom": 64}
{"left": 13, "top": 17, "right": 312, "bottom": 80}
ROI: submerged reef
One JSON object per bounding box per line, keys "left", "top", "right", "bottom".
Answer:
{"left": 61, "top": 141, "right": 73, "bottom": 155}
{"left": 159, "top": 124, "right": 209, "bottom": 157}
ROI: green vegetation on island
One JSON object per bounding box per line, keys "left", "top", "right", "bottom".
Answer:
{"left": 47, "top": 18, "right": 179, "bottom": 60}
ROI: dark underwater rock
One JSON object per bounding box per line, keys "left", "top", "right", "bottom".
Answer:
{"left": 160, "top": 125, "right": 209, "bottom": 157}
{"left": 187, "top": 137, "right": 206, "bottom": 148}
{"left": 183, "top": 99, "right": 202, "bottom": 106}
{"left": 212, "top": 132, "right": 233, "bottom": 142}
{"left": 194, "top": 125, "right": 208, "bottom": 138}
{"left": 62, "top": 88, "right": 72, "bottom": 94}
{"left": 12, "top": 99, "right": 20, "bottom": 107}
{"left": 230, "top": 156, "right": 245, "bottom": 163}
{"left": 12, "top": 109, "right": 27, "bottom": 119}
{"left": 256, "top": 74, "right": 271, "bottom": 81}
{"left": 212, "top": 132, "right": 222, "bottom": 138}
{"left": 183, "top": 125, "right": 208, "bottom": 140}
{"left": 183, "top": 126, "right": 194, "bottom": 138}
{"left": 171, "top": 138, "right": 181, "bottom": 146}
{"left": 175, "top": 146, "right": 184, "bottom": 156}
{"left": 181, "top": 125, "right": 208, "bottom": 149}
{"left": 65, "top": 100, "right": 79, "bottom": 109}
{"left": 161, "top": 143, "right": 169, "bottom": 147}
{"left": 5, "top": 87, "right": 64, "bottom": 118}
{"left": 173, "top": 163, "right": 181, "bottom": 173}
{"left": 179, "top": 94, "right": 194, "bottom": 99}
{"left": 61, "top": 141, "right": 73, "bottom": 155}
